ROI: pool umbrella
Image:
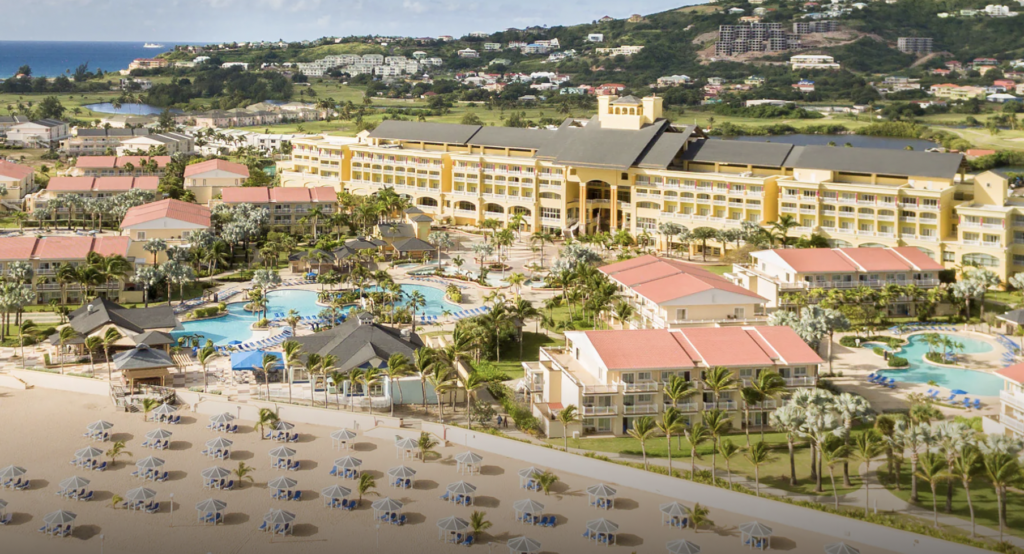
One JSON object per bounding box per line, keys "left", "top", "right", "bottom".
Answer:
{"left": 388, "top": 466, "right": 417, "bottom": 479}
{"left": 740, "top": 521, "right": 773, "bottom": 537}
{"left": 455, "top": 451, "right": 483, "bottom": 464}
{"left": 951, "top": 389, "right": 968, "bottom": 396}
{"left": 447, "top": 481, "right": 477, "bottom": 495}
{"left": 263, "top": 509, "right": 296, "bottom": 524}
{"left": 371, "top": 498, "right": 404, "bottom": 513}
{"left": 507, "top": 536, "right": 542, "bottom": 553}
{"left": 145, "top": 428, "right": 174, "bottom": 440}
{"left": 267, "top": 476, "right": 297, "bottom": 490}
{"left": 209, "top": 413, "right": 235, "bottom": 425}
{"left": 334, "top": 456, "right": 362, "bottom": 469}
{"left": 74, "top": 447, "right": 104, "bottom": 460}
{"left": 268, "top": 446, "right": 296, "bottom": 459}
{"left": 586, "top": 518, "right": 619, "bottom": 533}
{"left": 86, "top": 421, "right": 114, "bottom": 432}
{"left": 206, "top": 437, "right": 234, "bottom": 449}
{"left": 59, "top": 476, "right": 90, "bottom": 492}
{"left": 321, "top": 485, "right": 351, "bottom": 499}
{"left": 230, "top": 351, "right": 282, "bottom": 371}
{"left": 125, "top": 487, "right": 156, "bottom": 503}
{"left": 0, "top": 466, "right": 26, "bottom": 480}
{"left": 436, "top": 516, "right": 469, "bottom": 534}
{"left": 136, "top": 457, "right": 165, "bottom": 470}
{"left": 666, "top": 539, "right": 702, "bottom": 554}
{"left": 273, "top": 421, "right": 295, "bottom": 432}
{"left": 43, "top": 510, "right": 77, "bottom": 526}
{"left": 825, "top": 543, "right": 860, "bottom": 554}
{"left": 201, "top": 467, "right": 232, "bottom": 480}
{"left": 226, "top": 340, "right": 243, "bottom": 346}
{"left": 660, "top": 502, "right": 687, "bottom": 517}
{"left": 513, "top": 499, "right": 545, "bottom": 514}
{"left": 195, "top": 498, "right": 227, "bottom": 513}
{"left": 332, "top": 429, "right": 357, "bottom": 441}
{"left": 152, "top": 404, "right": 177, "bottom": 417}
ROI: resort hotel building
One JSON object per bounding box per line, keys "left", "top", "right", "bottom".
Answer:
{"left": 522, "top": 325, "right": 822, "bottom": 437}
{"left": 277, "top": 95, "right": 1024, "bottom": 281}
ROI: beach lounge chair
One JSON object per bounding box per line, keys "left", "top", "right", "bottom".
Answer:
{"left": 38, "top": 524, "right": 49, "bottom": 534}
{"left": 963, "top": 398, "right": 972, "bottom": 409}
{"left": 146, "top": 503, "right": 160, "bottom": 514}
{"left": 927, "top": 390, "right": 939, "bottom": 399}
{"left": 258, "top": 521, "right": 268, "bottom": 532}
{"left": 943, "top": 394, "right": 956, "bottom": 403}
{"left": 78, "top": 491, "right": 93, "bottom": 501}
{"left": 58, "top": 524, "right": 72, "bottom": 537}
{"left": 974, "top": 399, "right": 982, "bottom": 409}
{"left": 329, "top": 467, "right": 338, "bottom": 477}
{"left": 440, "top": 491, "right": 450, "bottom": 501}
{"left": 156, "top": 471, "right": 169, "bottom": 482}
{"left": 224, "top": 480, "right": 234, "bottom": 490}
{"left": 16, "top": 480, "right": 29, "bottom": 490}
{"left": 404, "top": 478, "right": 411, "bottom": 488}
{"left": 463, "top": 535, "right": 474, "bottom": 546}
{"left": 293, "top": 491, "right": 303, "bottom": 501}
{"left": 0, "top": 513, "right": 11, "bottom": 525}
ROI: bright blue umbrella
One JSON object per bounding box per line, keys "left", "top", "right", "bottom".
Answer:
{"left": 227, "top": 340, "right": 243, "bottom": 346}
{"left": 230, "top": 351, "right": 283, "bottom": 371}
{"left": 951, "top": 389, "right": 968, "bottom": 396}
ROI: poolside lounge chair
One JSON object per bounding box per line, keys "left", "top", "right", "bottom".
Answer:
{"left": 963, "top": 398, "right": 972, "bottom": 409}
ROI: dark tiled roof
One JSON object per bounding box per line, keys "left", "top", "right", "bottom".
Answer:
{"left": 132, "top": 330, "right": 175, "bottom": 346}
{"left": 368, "top": 120, "right": 481, "bottom": 144}
{"left": 784, "top": 145, "right": 964, "bottom": 179}
{"left": 636, "top": 127, "right": 696, "bottom": 169}
{"left": 682, "top": 139, "right": 795, "bottom": 167}
{"left": 113, "top": 344, "right": 175, "bottom": 370}
{"left": 290, "top": 317, "right": 423, "bottom": 371}
{"left": 543, "top": 116, "right": 671, "bottom": 170}
{"left": 392, "top": 237, "right": 434, "bottom": 252}
{"left": 465, "top": 127, "right": 552, "bottom": 150}
{"left": 68, "top": 297, "right": 178, "bottom": 335}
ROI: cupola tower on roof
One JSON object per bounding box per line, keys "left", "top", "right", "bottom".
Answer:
{"left": 597, "top": 95, "right": 664, "bottom": 130}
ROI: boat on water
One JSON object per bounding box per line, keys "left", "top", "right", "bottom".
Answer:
{"left": 143, "top": 43, "right": 164, "bottom": 48}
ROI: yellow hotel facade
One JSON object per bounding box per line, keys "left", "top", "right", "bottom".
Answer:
{"left": 277, "top": 95, "right": 1024, "bottom": 281}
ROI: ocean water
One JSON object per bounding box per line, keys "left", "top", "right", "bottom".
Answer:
{"left": 0, "top": 41, "right": 175, "bottom": 78}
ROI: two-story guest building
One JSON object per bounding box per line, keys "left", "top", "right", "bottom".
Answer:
{"left": 522, "top": 326, "right": 822, "bottom": 437}
{"left": 0, "top": 236, "right": 141, "bottom": 304}
{"left": 218, "top": 186, "right": 337, "bottom": 231}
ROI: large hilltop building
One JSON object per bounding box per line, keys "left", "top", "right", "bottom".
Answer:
{"left": 278, "top": 95, "right": 1024, "bottom": 280}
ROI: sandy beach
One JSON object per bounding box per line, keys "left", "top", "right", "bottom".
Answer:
{"left": 0, "top": 387, "right": 891, "bottom": 554}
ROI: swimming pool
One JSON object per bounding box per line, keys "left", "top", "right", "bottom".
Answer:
{"left": 173, "top": 289, "right": 323, "bottom": 346}
{"left": 876, "top": 333, "right": 1004, "bottom": 396}
{"left": 173, "top": 285, "right": 460, "bottom": 345}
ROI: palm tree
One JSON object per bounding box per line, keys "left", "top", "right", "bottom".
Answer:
{"left": 702, "top": 409, "right": 732, "bottom": 482}
{"left": 556, "top": 404, "right": 579, "bottom": 451}
{"left": 141, "top": 398, "right": 161, "bottom": 421}
{"left": 357, "top": 473, "right": 379, "bottom": 506}
{"left": 685, "top": 503, "right": 713, "bottom": 532}
{"left": 56, "top": 326, "right": 79, "bottom": 375}
{"left": 739, "top": 387, "right": 763, "bottom": 447}
{"left": 626, "top": 416, "right": 657, "bottom": 470}
{"left": 916, "top": 452, "right": 950, "bottom": 528}
{"left": 834, "top": 392, "right": 872, "bottom": 487}
{"left": 982, "top": 450, "right": 1019, "bottom": 541}
{"left": 257, "top": 407, "right": 279, "bottom": 440}
{"left": 385, "top": 353, "right": 411, "bottom": 417}
{"left": 426, "top": 365, "right": 456, "bottom": 420}
{"left": 99, "top": 327, "right": 122, "bottom": 381}
{"left": 280, "top": 339, "right": 303, "bottom": 404}
{"left": 417, "top": 431, "right": 439, "bottom": 462}
{"left": 820, "top": 438, "right": 850, "bottom": 510}
{"left": 461, "top": 372, "right": 486, "bottom": 429}
{"left": 259, "top": 354, "right": 279, "bottom": 400}
{"left": 655, "top": 408, "right": 685, "bottom": 476}
{"left": 952, "top": 446, "right": 983, "bottom": 537}
{"left": 360, "top": 368, "right": 382, "bottom": 415}
{"left": 17, "top": 319, "right": 37, "bottom": 369}
{"left": 744, "top": 441, "right": 773, "bottom": 497}
{"left": 769, "top": 215, "right": 799, "bottom": 248}
{"left": 143, "top": 238, "right": 167, "bottom": 265}
{"left": 533, "top": 470, "right": 559, "bottom": 496}
{"left": 196, "top": 345, "right": 219, "bottom": 393}
{"left": 84, "top": 335, "right": 103, "bottom": 375}
{"left": 684, "top": 421, "right": 711, "bottom": 478}
{"left": 469, "top": 510, "right": 492, "bottom": 540}
{"left": 717, "top": 438, "right": 740, "bottom": 490}
{"left": 105, "top": 440, "right": 132, "bottom": 468}
{"left": 750, "top": 371, "right": 786, "bottom": 442}
{"left": 852, "top": 430, "right": 885, "bottom": 516}
{"left": 413, "top": 348, "right": 435, "bottom": 414}
{"left": 233, "top": 462, "right": 256, "bottom": 489}
{"left": 702, "top": 366, "right": 737, "bottom": 405}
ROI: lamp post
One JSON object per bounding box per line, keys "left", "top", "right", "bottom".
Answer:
{"left": 100, "top": 534, "right": 104, "bottom": 554}
{"left": 376, "top": 523, "right": 381, "bottom": 551}
{"left": 168, "top": 493, "right": 174, "bottom": 527}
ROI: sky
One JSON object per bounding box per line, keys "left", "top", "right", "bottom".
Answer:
{"left": 0, "top": 0, "right": 697, "bottom": 42}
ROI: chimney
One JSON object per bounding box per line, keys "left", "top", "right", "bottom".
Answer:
{"left": 400, "top": 327, "right": 412, "bottom": 341}
{"left": 357, "top": 312, "right": 374, "bottom": 326}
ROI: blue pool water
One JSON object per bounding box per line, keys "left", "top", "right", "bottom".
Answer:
{"left": 173, "top": 285, "right": 458, "bottom": 345}
{"left": 876, "top": 334, "right": 1003, "bottom": 396}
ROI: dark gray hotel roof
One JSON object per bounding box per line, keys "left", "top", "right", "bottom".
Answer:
{"left": 543, "top": 116, "right": 672, "bottom": 170}
{"left": 784, "top": 145, "right": 964, "bottom": 179}
{"left": 636, "top": 126, "right": 697, "bottom": 169}
{"left": 368, "top": 120, "right": 481, "bottom": 144}
{"left": 465, "top": 127, "right": 552, "bottom": 150}
{"left": 682, "top": 139, "right": 795, "bottom": 167}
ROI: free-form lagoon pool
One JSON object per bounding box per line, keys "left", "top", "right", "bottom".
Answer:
{"left": 173, "top": 285, "right": 459, "bottom": 346}
{"left": 876, "top": 333, "right": 1003, "bottom": 396}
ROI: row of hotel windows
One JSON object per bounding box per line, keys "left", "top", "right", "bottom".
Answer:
{"left": 782, "top": 190, "right": 940, "bottom": 208}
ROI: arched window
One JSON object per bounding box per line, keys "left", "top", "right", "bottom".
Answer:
{"left": 417, "top": 197, "right": 438, "bottom": 207}
{"left": 829, "top": 239, "right": 853, "bottom": 248}
{"left": 484, "top": 203, "right": 504, "bottom": 214}
{"left": 540, "top": 192, "right": 561, "bottom": 200}
{"left": 511, "top": 206, "right": 531, "bottom": 216}
{"left": 962, "top": 253, "right": 999, "bottom": 267}
{"left": 456, "top": 200, "right": 475, "bottom": 211}
{"left": 858, "top": 243, "right": 886, "bottom": 248}
{"left": 636, "top": 201, "right": 660, "bottom": 210}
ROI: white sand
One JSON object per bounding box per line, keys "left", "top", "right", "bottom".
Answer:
{"left": 0, "top": 387, "right": 890, "bottom": 554}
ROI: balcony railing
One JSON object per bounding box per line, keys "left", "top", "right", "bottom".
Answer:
{"left": 583, "top": 384, "right": 621, "bottom": 395}
{"left": 621, "top": 381, "right": 659, "bottom": 392}
{"left": 1003, "top": 415, "right": 1024, "bottom": 435}
{"left": 622, "top": 404, "right": 659, "bottom": 415}
{"left": 704, "top": 400, "right": 737, "bottom": 410}
{"left": 1000, "top": 390, "right": 1024, "bottom": 411}
{"left": 454, "top": 209, "right": 477, "bottom": 217}
{"left": 784, "top": 376, "right": 816, "bottom": 386}
{"left": 672, "top": 402, "right": 699, "bottom": 412}
{"left": 582, "top": 405, "right": 618, "bottom": 416}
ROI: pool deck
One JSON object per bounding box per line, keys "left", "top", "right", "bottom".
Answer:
{"left": 829, "top": 327, "right": 1008, "bottom": 416}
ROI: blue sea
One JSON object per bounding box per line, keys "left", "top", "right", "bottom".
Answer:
{"left": 0, "top": 41, "right": 176, "bottom": 78}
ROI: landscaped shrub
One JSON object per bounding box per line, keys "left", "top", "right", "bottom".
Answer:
{"left": 872, "top": 347, "right": 885, "bottom": 357}
{"left": 925, "top": 352, "right": 952, "bottom": 364}
{"left": 888, "top": 356, "right": 909, "bottom": 368}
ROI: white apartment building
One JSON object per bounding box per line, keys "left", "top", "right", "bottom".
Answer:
{"left": 790, "top": 55, "right": 841, "bottom": 70}
{"left": 989, "top": 364, "right": 1024, "bottom": 438}
{"left": 596, "top": 45, "right": 645, "bottom": 57}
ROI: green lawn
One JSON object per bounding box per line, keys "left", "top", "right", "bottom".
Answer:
{"left": 881, "top": 465, "right": 1024, "bottom": 539}
{"left": 474, "top": 331, "right": 560, "bottom": 380}
{"left": 548, "top": 431, "right": 866, "bottom": 497}
{"left": 703, "top": 264, "right": 731, "bottom": 276}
